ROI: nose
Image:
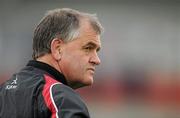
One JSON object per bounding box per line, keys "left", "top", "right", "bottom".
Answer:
{"left": 89, "top": 53, "right": 101, "bottom": 65}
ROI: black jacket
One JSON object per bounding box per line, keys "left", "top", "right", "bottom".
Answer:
{"left": 0, "top": 60, "right": 90, "bottom": 118}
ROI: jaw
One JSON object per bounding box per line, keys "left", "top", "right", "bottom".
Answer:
{"left": 67, "top": 76, "right": 94, "bottom": 89}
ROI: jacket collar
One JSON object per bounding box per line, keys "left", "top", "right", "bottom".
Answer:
{"left": 27, "top": 60, "right": 68, "bottom": 85}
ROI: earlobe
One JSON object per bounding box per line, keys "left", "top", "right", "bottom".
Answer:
{"left": 50, "top": 38, "right": 63, "bottom": 61}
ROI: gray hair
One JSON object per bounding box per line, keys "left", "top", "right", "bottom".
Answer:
{"left": 32, "top": 8, "right": 103, "bottom": 59}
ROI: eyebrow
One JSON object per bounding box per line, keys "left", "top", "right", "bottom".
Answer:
{"left": 84, "top": 41, "right": 101, "bottom": 52}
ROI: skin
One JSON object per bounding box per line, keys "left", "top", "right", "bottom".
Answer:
{"left": 37, "top": 19, "right": 101, "bottom": 89}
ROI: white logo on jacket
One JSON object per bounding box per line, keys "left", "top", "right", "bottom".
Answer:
{"left": 5, "top": 75, "right": 18, "bottom": 90}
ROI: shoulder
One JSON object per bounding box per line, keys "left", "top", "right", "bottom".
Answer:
{"left": 51, "top": 84, "right": 86, "bottom": 107}
{"left": 50, "top": 84, "right": 90, "bottom": 117}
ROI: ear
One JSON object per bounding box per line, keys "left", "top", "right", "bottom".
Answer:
{"left": 50, "top": 38, "right": 64, "bottom": 60}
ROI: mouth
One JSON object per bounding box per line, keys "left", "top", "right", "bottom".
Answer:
{"left": 87, "top": 68, "right": 95, "bottom": 72}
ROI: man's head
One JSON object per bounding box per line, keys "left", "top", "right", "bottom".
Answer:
{"left": 32, "top": 8, "right": 103, "bottom": 89}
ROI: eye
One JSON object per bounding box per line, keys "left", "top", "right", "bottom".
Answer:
{"left": 84, "top": 47, "right": 92, "bottom": 52}
{"left": 85, "top": 46, "right": 91, "bottom": 50}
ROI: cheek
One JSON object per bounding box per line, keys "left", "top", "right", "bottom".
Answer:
{"left": 64, "top": 53, "right": 87, "bottom": 73}
{"left": 71, "top": 55, "right": 87, "bottom": 72}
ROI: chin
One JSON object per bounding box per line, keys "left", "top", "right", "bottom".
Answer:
{"left": 83, "top": 77, "right": 94, "bottom": 86}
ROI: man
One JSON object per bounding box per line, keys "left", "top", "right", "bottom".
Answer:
{"left": 0, "top": 8, "right": 103, "bottom": 118}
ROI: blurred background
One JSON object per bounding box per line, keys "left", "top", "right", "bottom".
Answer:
{"left": 0, "top": 0, "right": 180, "bottom": 117}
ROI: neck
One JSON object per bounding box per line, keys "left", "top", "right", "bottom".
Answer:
{"left": 36, "top": 54, "right": 62, "bottom": 73}
{"left": 36, "top": 55, "right": 84, "bottom": 90}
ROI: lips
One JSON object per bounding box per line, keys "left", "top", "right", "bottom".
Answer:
{"left": 87, "top": 68, "right": 95, "bottom": 72}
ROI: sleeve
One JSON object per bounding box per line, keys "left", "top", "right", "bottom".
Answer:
{"left": 49, "top": 83, "right": 90, "bottom": 118}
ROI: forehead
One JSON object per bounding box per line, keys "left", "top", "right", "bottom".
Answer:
{"left": 78, "top": 20, "right": 101, "bottom": 47}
